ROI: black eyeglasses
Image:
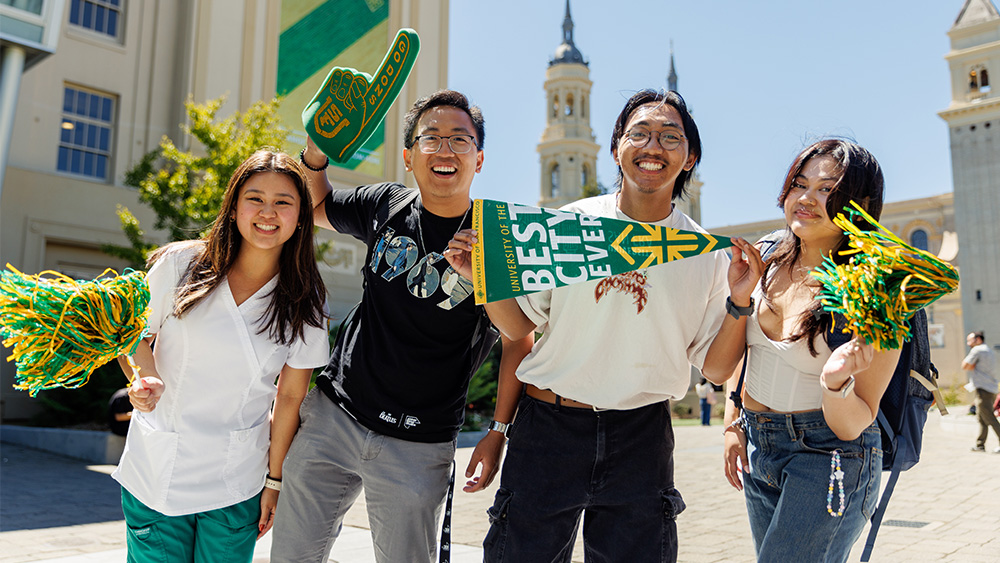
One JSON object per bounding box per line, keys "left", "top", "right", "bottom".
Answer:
{"left": 624, "top": 128, "right": 685, "bottom": 150}
{"left": 413, "top": 134, "right": 477, "bottom": 154}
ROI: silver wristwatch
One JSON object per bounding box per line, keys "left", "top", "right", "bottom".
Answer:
{"left": 488, "top": 419, "right": 510, "bottom": 437}
{"left": 821, "top": 374, "right": 856, "bottom": 399}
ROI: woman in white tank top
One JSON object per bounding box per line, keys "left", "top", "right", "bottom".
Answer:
{"left": 702, "top": 139, "right": 902, "bottom": 563}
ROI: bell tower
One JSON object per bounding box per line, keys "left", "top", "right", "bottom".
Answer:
{"left": 938, "top": 0, "right": 1000, "bottom": 338}
{"left": 537, "top": 0, "right": 600, "bottom": 208}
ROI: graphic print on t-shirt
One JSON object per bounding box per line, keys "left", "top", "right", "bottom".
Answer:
{"left": 370, "top": 227, "right": 475, "bottom": 310}
{"left": 594, "top": 270, "right": 649, "bottom": 313}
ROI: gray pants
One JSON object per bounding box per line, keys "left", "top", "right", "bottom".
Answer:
{"left": 270, "top": 388, "right": 456, "bottom": 563}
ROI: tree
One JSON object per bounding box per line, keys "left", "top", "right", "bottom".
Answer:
{"left": 105, "top": 96, "right": 290, "bottom": 267}
{"left": 581, "top": 177, "right": 609, "bottom": 199}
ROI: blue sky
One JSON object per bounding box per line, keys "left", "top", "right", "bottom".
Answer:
{"left": 447, "top": 1, "right": 965, "bottom": 228}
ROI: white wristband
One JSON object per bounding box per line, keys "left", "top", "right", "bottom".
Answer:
{"left": 264, "top": 475, "right": 282, "bottom": 491}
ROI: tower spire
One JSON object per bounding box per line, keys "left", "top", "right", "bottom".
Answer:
{"left": 563, "top": 0, "right": 574, "bottom": 44}
{"left": 668, "top": 40, "right": 678, "bottom": 92}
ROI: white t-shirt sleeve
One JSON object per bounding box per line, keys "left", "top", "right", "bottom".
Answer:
{"left": 685, "top": 251, "right": 730, "bottom": 370}
{"left": 285, "top": 301, "right": 331, "bottom": 370}
{"left": 144, "top": 248, "right": 187, "bottom": 335}
{"left": 516, "top": 290, "right": 551, "bottom": 333}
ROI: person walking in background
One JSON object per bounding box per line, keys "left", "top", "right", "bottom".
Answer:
{"left": 115, "top": 150, "right": 330, "bottom": 563}
{"left": 695, "top": 377, "right": 715, "bottom": 426}
{"left": 962, "top": 331, "right": 1000, "bottom": 453}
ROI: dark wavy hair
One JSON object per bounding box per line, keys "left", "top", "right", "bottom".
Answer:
{"left": 402, "top": 89, "right": 485, "bottom": 150}
{"left": 762, "top": 139, "right": 885, "bottom": 355}
{"left": 609, "top": 89, "right": 702, "bottom": 200}
{"left": 148, "top": 150, "right": 327, "bottom": 345}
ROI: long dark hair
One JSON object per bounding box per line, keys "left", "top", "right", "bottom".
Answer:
{"left": 148, "top": 150, "right": 326, "bottom": 345}
{"left": 609, "top": 89, "right": 702, "bottom": 200}
{"left": 762, "top": 139, "right": 884, "bottom": 355}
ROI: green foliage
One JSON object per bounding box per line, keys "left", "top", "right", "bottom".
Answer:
{"left": 671, "top": 402, "right": 693, "bottom": 418}
{"left": 581, "top": 178, "right": 609, "bottom": 199}
{"left": 104, "top": 96, "right": 289, "bottom": 269}
{"left": 28, "top": 361, "right": 127, "bottom": 428}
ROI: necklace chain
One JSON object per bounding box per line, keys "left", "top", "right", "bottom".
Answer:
{"left": 415, "top": 199, "right": 471, "bottom": 256}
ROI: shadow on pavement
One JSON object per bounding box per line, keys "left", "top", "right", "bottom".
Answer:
{"left": 0, "top": 443, "right": 124, "bottom": 531}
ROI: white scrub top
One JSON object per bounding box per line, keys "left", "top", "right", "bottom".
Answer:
{"left": 112, "top": 244, "right": 329, "bottom": 516}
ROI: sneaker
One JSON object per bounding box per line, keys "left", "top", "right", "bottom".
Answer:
{"left": 993, "top": 447, "right": 1000, "bottom": 454}
{"left": 971, "top": 445, "right": 986, "bottom": 452}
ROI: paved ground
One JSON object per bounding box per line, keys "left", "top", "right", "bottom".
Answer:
{"left": 1, "top": 411, "right": 997, "bottom": 562}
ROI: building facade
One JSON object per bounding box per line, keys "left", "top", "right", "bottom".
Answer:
{"left": 938, "top": 0, "right": 1000, "bottom": 343}
{"left": 0, "top": 0, "right": 449, "bottom": 422}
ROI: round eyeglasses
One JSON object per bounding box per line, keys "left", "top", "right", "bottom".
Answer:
{"left": 624, "top": 128, "right": 685, "bottom": 151}
{"left": 413, "top": 134, "right": 477, "bottom": 154}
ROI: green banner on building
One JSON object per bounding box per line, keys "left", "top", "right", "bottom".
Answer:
{"left": 277, "top": 0, "right": 390, "bottom": 176}
{"left": 471, "top": 199, "right": 733, "bottom": 304}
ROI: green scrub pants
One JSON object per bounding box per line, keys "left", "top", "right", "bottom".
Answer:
{"left": 121, "top": 488, "right": 261, "bottom": 563}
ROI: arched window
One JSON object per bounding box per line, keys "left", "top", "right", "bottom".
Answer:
{"left": 581, "top": 165, "right": 589, "bottom": 189}
{"left": 970, "top": 66, "right": 992, "bottom": 93}
{"left": 550, "top": 164, "right": 560, "bottom": 197}
{"left": 552, "top": 95, "right": 559, "bottom": 119}
{"left": 581, "top": 95, "right": 586, "bottom": 118}
{"left": 910, "top": 229, "right": 929, "bottom": 251}
{"left": 565, "top": 93, "right": 574, "bottom": 116}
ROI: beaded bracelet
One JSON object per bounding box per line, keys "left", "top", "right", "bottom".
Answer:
{"left": 299, "top": 147, "right": 329, "bottom": 172}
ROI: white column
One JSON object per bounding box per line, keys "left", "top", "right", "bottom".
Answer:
{"left": 0, "top": 45, "right": 27, "bottom": 204}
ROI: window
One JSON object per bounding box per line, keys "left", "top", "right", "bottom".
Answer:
{"left": 68, "top": 0, "right": 122, "bottom": 39}
{"left": 565, "top": 93, "right": 574, "bottom": 116}
{"left": 550, "top": 164, "right": 560, "bottom": 198}
{"left": 58, "top": 85, "right": 115, "bottom": 181}
{"left": 910, "top": 229, "right": 928, "bottom": 251}
{"left": 970, "top": 66, "right": 991, "bottom": 93}
{"left": 581, "top": 165, "right": 589, "bottom": 189}
{"left": 552, "top": 95, "right": 559, "bottom": 119}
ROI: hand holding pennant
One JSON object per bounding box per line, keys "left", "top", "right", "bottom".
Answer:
{"left": 469, "top": 199, "right": 734, "bottom": 304}
{"left": 302, "top": 29, "right": 420, "bottom": 163}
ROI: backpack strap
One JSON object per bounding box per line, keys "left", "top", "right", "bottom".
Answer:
{"left": 860, "top": 431, "right": 907, "bottom": 562}
{"left": 729, "top": 346, "right": 748, "bottom": 413}
{"left": 374, "top": 186, "right": 420, "bottom": 234}
{"left": 911, "top": 365, "right": 949, "bottom": 416}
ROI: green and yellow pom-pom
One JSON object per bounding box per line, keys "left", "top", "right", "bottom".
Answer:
{"left": 0, "top": 265, "right": 150, "bottom": 396}
{"left": 811, "top": 202, "right": 960, "bottom": 351}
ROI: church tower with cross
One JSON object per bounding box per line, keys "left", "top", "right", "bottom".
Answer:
{"left": 938, "top": 0, "right": 1000, "bottom": 338}
{"left": 537, "top": 0, "right": 600, "bottom": 209}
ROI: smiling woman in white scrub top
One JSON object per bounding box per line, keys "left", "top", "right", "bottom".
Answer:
{"left": 112, "top": 150, "right": 329, "bottom": 563}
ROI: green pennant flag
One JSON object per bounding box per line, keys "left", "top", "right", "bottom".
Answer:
{"left": 302, "top": 28, "right": 420, "bottom": 163}
{"left": 471, "top": 199, "right": 733, "bottom": 304}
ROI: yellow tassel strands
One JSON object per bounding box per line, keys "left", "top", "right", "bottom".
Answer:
{"left": 0, "top": 265, "right": 150, "bottom": 396}
{"left": 811, "top": 202, "right": 960, "bottom": 351}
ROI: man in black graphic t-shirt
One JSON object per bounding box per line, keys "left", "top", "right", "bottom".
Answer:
{"left": 271, "top": 90, "right": 533, "bottom": 563}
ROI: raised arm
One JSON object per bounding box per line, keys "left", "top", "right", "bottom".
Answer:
{"left": 702, "top": 237, "right": 764, "bottom": 384}
{"left": 820, "top": 340, "right": 901, "bottom": 441}
{"left": 444, "top": 228, "right": 538, "bottom": 340}
{"left": 301, "top": 137, "right": 335, "bottom": 231}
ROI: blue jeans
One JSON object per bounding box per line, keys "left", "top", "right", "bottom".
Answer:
{"left": 484, "top": 396, "right": 685, "bottom": 563}
{"left": 742, "top": 408, "right": 882, "bottom": 563}
{"left": 699, "top": 398, "right": 711, "bottom": 425}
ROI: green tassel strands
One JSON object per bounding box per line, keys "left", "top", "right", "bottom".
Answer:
{"left": 0, "top": 265, "right": 150, "bottom": 396}
{"left": 811, "top": 202, "right": 960, "bottom": 351}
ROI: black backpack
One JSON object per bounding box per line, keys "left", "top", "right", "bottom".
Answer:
{"left": 734, "top": 230, "right": 947, "bottom": 562}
